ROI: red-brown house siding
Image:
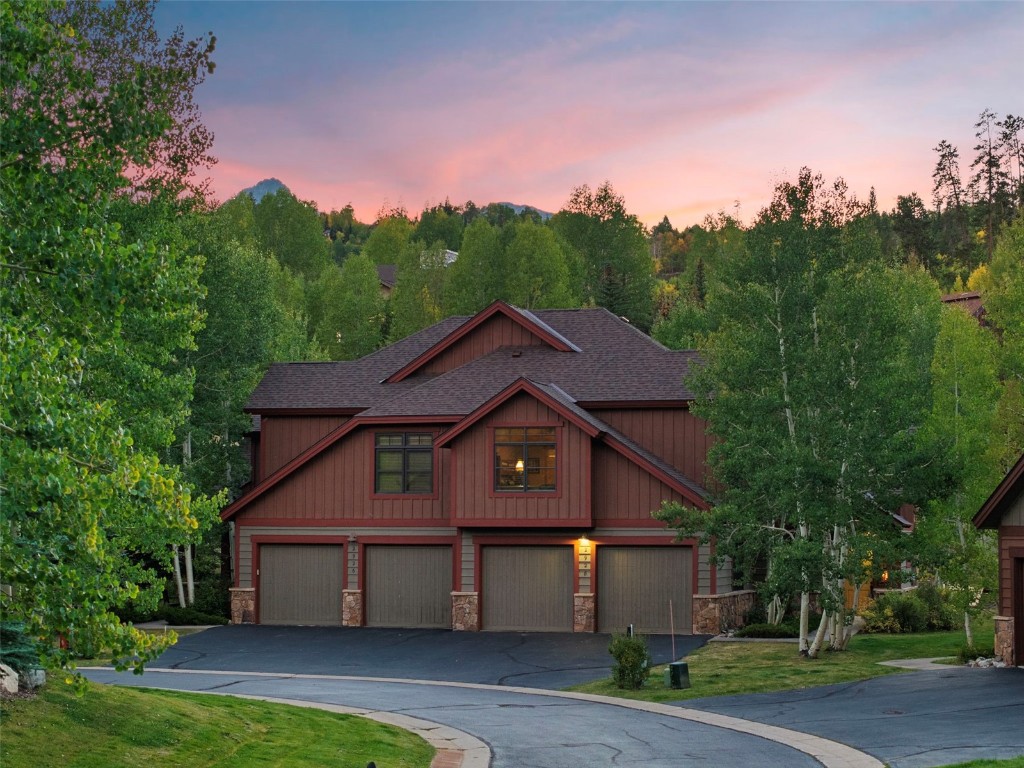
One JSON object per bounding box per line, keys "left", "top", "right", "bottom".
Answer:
{"left": 999, "top": 527, "right": 1024, "bottom": 616}
{"left": 589, "top": 407, "right": 712, "bottom": 487}
{"left": 258, "top": 415, "right": 350, "bottom": 480}
{"left": 449, "top": 393, "right": 590, "bottom": 526}
{"left": 235, "top": 426, "right": 449, "bottom": 525}
{"left": 591, "top": 442, "right": 686, "bottom": 525}
{"left": 421, "top": 314, "right": 548, "bottom": 375}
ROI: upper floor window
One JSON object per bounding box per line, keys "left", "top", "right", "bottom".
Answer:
{"left": 494, "top": 427, "right": 556, "bottom": 492}
{"left": 375, "top": 432, "right": 433, "bottom": 494}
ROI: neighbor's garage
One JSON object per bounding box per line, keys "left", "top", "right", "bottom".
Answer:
{"left": 365, "top": 545, "right": 452, "bottom": 628}
{"left": 258, "top": 543, "right": 345, "bottom": 625}
{"left": 597, "top": 546, "right": 692, "bottom": 634}
{"left": 482, "top": 546, "right": 573, "bottom": 631}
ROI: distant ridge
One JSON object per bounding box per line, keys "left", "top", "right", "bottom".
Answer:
{"left": 495, "top": 202, "right": 554, "bottom": 220}
{"left": 241, "top": 178, "right": 289, "bottom": 203}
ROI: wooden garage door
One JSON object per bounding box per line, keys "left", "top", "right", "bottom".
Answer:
{"left": 365, "top": 545, "right": 452, "bottom": 628}
{"left": 597, "top": 546, "right": 692, "bottom": 634}
{"left": 259, "top": 544, "right": 344, "bottom": 626}
{"left": 482, "top": 546, "right": 573, "bottom": 631}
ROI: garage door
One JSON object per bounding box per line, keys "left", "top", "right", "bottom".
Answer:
{"left": 365, "top": 545, "right": 452, "bottom": 628}
{"left": 259, "top": 544, "right": 344, "bottom": 626}
{"left": 597, "top": 546, "right": 692, "bottom": 634}
{"left": 482, "top": 546, "right": 573, "bottom": 631}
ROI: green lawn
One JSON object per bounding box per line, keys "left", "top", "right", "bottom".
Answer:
{"left": 940, "top": 760, "right": 1024, "bottom": 768}
{"left": 0, "top": 682, "right": 434, "bottom": 768}
{"left": 570, "top": 623, "right": 994, "bottom": 704}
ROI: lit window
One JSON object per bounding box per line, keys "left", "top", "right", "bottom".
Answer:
{"left": 494, "top": 427, "right": 556, "bottom": 492}
{"left": 375, "top": 433, "right": 433, "bottom": 493}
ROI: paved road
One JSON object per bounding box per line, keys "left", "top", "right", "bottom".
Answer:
{"left": 150, "top": 625, "right": 710, "bottom": 689}
{"left": 83, "top": 668, "right": 826, "bottom": 768}
{"left": 84, "top": 627, "right": 1024, "bottom": 767}
{"left": 684, "top": 665, "right": 1024, "bottom": 768}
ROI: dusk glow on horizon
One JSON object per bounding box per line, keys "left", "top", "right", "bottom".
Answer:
{"left": 155, "top": 1, "right": 1023, "bottom": 228}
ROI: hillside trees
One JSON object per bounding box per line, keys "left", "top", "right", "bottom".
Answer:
{"left": 656, "top": 170, "right": 941, "bottom": 656}
{"left": 915, "top": 306, "right": 1002, "bottom": 646}
{"left": 551, "top": 182, "right": 655, "bottom": 330}
{"left": 254, "top": 189, "right": 332, "bottom": 281}
{"left": 1, "top": 0, "right": 221, "bottom": 670}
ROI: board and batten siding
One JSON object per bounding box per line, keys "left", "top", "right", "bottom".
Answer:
{"left": 450, "top": 394, "right": 590, "bottom": 525}
{"left": 236, "top": 525, "right": 457, "bottom": 588}
{"left": 591, "top": 442, "right": 686, "bottom": 524}
{"left": 589, "top": 408, "right": 713, "bottom": 491}
{"left": 259, "top": 415, "right": 349, "bottom": 480}
{"left": 235, "top": 427, "right": 449, "bottom": 523}
{"left": 421, "top": 314, "right": 546, "bottom": 375}
{"left": 999, "top": 527, "right": 1024, "bottom": 616}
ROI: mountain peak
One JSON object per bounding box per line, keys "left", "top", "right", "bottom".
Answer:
{"left": 241, "top": 178, "right": 289, "bottom": 203}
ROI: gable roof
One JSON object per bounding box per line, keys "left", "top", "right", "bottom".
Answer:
{"left": 384, "top": 301, "right": 580, "bottom": 384}
{"left": 974, "top": 452, "right": 1024, "bottom": 530}
{"left": 246, "top": 306, "right": 698, "bottom": 413}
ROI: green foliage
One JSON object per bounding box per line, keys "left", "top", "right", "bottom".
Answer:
{"left": 445, "top": 218, "right": 507, "bottom": 314}
{"left": 733, "top": 621, "right": 801, "bottom": 638}
{"left": 504, "top": 220, "right": 574, "bottom": 309}
{"left": 657, "top": 169, "right": 942, "bottom": 654}
{"left": 862, "top": 592, "right": 929, "bottom": 634}
{"left": 254, "top": 189, "right": 331, "bottom": 281}
{"left": 157, "top": 605, "right": 229, "bottom": 626}
{"left": 608, "top": 634, "right": 652, "bottom": 689}
{"left": 0, "top": 622, "right": 42, "bottom": 673}
{"left": 307, "top": 254, "right": 385, "bottom": 359}
{"left": 914, "top": 581, "right": 959, "bottom": 631}
{"left": 0, "top": 0, "right": 221, "bottom": 673}
{"left": 957, "top": 643, "right": 995, "bottom": 663}
{"left": 551, "top": 182, "right": 655, "bottom": 330}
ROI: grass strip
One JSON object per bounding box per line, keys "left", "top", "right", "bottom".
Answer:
{"left": 569, "top": 625, "right": 995, "bottom": 703}
{"left": 0, "top": 682, "right": 433, "bottom": 768}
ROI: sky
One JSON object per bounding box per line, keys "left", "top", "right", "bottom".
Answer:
{"left": 154, "top": 1, "right": 1024, "bottom": 229}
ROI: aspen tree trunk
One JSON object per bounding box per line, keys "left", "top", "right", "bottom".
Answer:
{"left": 172, "top": 546, "right": 187, "bottom": 608}
{"left": 182, "top": 431, "right": 195, "bottom": 606}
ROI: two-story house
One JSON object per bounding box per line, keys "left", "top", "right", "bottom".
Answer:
{"left": 222, "top": 301, "right": 752, "bottom": 634}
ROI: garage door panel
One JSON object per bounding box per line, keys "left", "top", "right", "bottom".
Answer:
{"left": 366, "top": 545, "right": 452, "bottom": 628}
{"left": 483, "top": 546, "right": 572, "bottom": 631}
{"left": 597, "top": 546, "right": 692, "bottom": 634}
{"left": 260, "top": 544, "right": 344, "bottom": 626}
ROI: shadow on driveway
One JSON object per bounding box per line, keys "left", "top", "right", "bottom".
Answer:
{"left": 153, "top": 625, "right": 710, "bottom": 689}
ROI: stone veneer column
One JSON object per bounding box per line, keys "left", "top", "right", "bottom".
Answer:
{"left": 993, "top": 616, "right": 1015, "bottom": 666}
{"left": 574, "top": 593, "right": 595, "bottom": 632}
{"left": 342, "top": 589, "right": 363, "bottom": 626}
{"left": 691, "top": 590, "right": 756, "bottom": 635}
{"left": 229, "top": 587, "right": 255, "bottom": 624}
{"left": 451, "top": 592, "right": 479, "bottom": 631}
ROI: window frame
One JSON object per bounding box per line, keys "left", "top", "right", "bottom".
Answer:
{"left": 493, "top": 425, "right": 558, "bottom": 494}
{"left": 373, "top": 431, "right": 435, "bottom": 496}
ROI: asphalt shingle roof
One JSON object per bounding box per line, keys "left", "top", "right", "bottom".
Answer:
{"left": 246, "top": 307, "right": 699, "bottom": 413}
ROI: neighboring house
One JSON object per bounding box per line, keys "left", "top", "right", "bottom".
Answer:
{"left": 376, "top": 264, "right": 396, "bottom": 298}
{"left": 222, "top": 301, "right": 753, "bottom": 633}
{"left": 973, "top": 452, "right": 1024, "bottom": 666}
{"left": 941, "top": 290, "right": 985, "bottom": 322}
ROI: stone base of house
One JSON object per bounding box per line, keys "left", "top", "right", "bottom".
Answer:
{"left": 229, "top": 587, "right": 255, "bottom": 624}
{"left": 574, "top": 593, "right": 595, "bottom": 632}
{"left": 452, "top": 592, "right": 479, "bottom": 631}
{"left": 342, "top": 589, "right": 363, "bottom": 626}
{"left": 692, "top": 590, "right": 757, "bottom": 635}
{"left": 994, "top": 615, "right": 1015, "bottom": 666}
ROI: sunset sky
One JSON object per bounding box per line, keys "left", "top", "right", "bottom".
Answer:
{"left": 155, "top": 1, "right": 1023, "bottom": 228}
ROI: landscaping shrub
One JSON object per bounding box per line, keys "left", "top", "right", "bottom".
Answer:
{"left": 192, "top": 579, "right": 231, "bottom": 619}
{"left": 158, "top": 605, "right": 229, "bottom": 626}
{"left": 734, "top": 619, "right": 801, "bottom": 638}
{"left": 914, "top": 581, "right": 957, "bottom": 631}
{"left": 0, "top": 622, "right": 41, "bottom": 673}
{"left": 957, "top": 643, "right": 995, "bottom": 663}
{"left": 862, "top": 591, "right": 929, "bottom": 633}
{"left": 608, "top": 634, "right": 652, "bottom": 690}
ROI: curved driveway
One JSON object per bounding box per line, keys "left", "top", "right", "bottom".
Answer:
{"left": 83, "top": 626, "right": 1024, "bottom": 767}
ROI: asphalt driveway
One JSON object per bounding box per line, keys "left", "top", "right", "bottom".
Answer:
{"left": 152, "top": 625, "right": 710, "bottom": 688}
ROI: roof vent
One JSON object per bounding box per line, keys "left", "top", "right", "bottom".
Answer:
{"left": 511, "top": 350, "right": 522, "bottom": 358}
